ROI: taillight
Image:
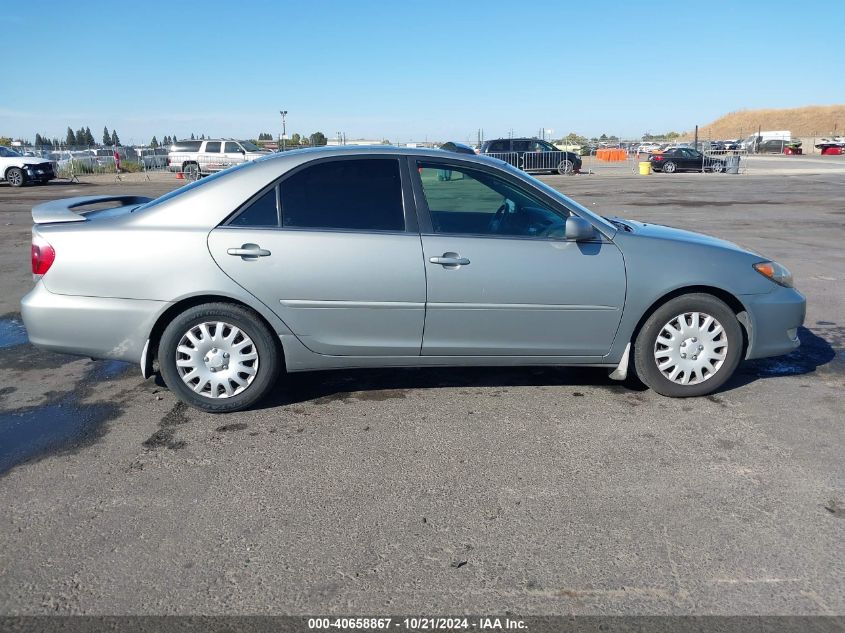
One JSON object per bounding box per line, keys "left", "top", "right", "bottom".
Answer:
{"left": 32, "top": 235, "right": 56, "bottom": 275}
{"left": 653, "top": 155, "right": 664, "bottom": 161}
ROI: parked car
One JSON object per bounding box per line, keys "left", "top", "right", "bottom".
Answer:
{"left": 816, "top": 143, "right": 844, "bottom": 155}
{"left": 481, "top": 138, "right": 582, "bottom": 175}
{"left": 756, "top": 140, "right": 802, "bottom": 154}
{"left": 167, "top": 138, "right": 271, "bottom": 178}
{"left": 138, "top": 147, "right": 169, "bottom": 169}
{"left": 21, "top": 147, "right": 804, "bottom": 412}
{"left": 651, "top": 148, "right": 728, "bottom": 173}
{"left": 439, "top": 141, "right": 476, "bottom": 155}
{"left": 0, "top": 145, "right": 56, "bottom": 186}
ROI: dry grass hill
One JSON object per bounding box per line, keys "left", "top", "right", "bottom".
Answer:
{"left": 696, "top": 105, "right": 845, "bottom": 138}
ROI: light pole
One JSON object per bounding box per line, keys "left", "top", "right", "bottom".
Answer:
{"left": 279, "top": 110, "right": 287, "bottom": 152}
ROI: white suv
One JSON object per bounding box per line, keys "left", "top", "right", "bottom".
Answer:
{"left": 0, "top": 146, "right": 56, "bottom": 186}
{"left": 167, "top": 139, "right": 270, "bottom": 179}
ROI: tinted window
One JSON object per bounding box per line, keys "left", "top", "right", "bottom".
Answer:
{"left": 512, "top": 140, "right": 531, "bottom": 152}
{"left": 280, "top": 159, "right": 404, "bottom": 231}
{"left": 171, "top": 141, "right": 202, "bottom": 152}
{"left": 204, "top": 142, "right": 221, "bottom": 153}
{"left": 224, "top": 142, "right": 241, "bottom": 153}
{"left": 417, "top": 162, "right": 566, "bottom": 238}
{"left": 486, "top": 140, "right": 508, "bottom": 152}
{"left": 229, "top": 189, "right": 278, "bottom": 227}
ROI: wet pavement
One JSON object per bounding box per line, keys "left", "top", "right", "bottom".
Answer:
{"left": 0, "top": 171, "right": 843, "bottom": 615}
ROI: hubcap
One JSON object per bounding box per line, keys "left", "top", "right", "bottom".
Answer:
{"left": 558, "top": 160, "right": 573, "bottom": 174}
{"left": 653, "top": 312, "right": 728, "bottom": 386}
{"left": 175, "top": 321, "right": 258, "bottom": 398}
{"left": 9, "top": 170, "right": 22, "bottom": 185}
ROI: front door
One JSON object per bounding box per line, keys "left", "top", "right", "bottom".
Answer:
{"left": 411, "top": 160, "right": 626, "bottom": 357}
{"left": 208, "top": 157, "right": 426, "bottom": 356}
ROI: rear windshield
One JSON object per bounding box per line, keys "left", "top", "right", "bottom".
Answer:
{"left": 133, "top": 160, "right": 256, "bottom": 212}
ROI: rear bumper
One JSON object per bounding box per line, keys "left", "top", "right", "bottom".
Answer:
{"left": 21, "top": 281, "right": 165, "bottom": 363}
{"left": 741, "top": 286, "right": 806, "bottom": 360}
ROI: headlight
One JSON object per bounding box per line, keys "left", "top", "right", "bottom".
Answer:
{"left": 753, "top": 261, "right": 793, "bottom": 288}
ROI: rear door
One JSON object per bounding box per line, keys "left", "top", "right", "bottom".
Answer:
{"left": 200, "top": 141, "right": 224, "bottom": 173}
{"left": 208, "top": 156, "right": 426, "bottom": 356}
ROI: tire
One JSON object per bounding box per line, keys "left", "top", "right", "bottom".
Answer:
{"left": 633, "top": 293, "right": 743, "bottom": 397}
{"left": 557, "top": 159, "right": 574, "bottom": 175}
{"left": 182, "top": 162, "right": 200, "bottom": 181}
{"left": 158, "top": 302, "right": 282, "bottom": 413}
{"left": 662, "top": 161, "right": 677, "bottom": 174}
{"left": 6, "top": 167, "right": 25, "bottom": 187}
{"left": 710, "top": 161, "right": 724, "bottom": 173}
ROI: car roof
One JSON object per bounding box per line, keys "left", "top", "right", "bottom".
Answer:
{"left": 247, "top": 145, "right": 508, "bottom": 167}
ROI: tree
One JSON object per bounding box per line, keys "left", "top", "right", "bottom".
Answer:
{"left": 111, "top": 130, "right": 120, "bottom": 146}
{"left": 85, "top": 126, "right": 95, "bottom": 145}
{"left": 190, "top": 133, "right": 195, "bottom": 140}
{"left": 35, "top": 133, "right": 44, "bottom": 146}
{"left": 150, "top": 136, "right": 159, "bottom": 148}
{"left": 290, "top": 133, "right": 301, "bottom": 146}
{"left": 103, "top": 126, "right": 112, "bottom": 146}
{"left": 0, "top": 137, "right": 12, "bottom": 147}
{"left": 309, "top": 131, "right": 327, "bottom": 146}
{"left": 76, "top": 127, "right": 87, "bottom": 146}
{"left": 66, "top": 127, "right": 77, "bottom": 146}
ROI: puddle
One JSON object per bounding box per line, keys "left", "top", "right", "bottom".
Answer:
{"left": 0, "top": 396, "right": 120, "bottom": 475}
{"left": 0, "top": 316, "right": 28, "bottom": 349}
{"left": 0, "top": 359, "right": 130, "bottom": 475}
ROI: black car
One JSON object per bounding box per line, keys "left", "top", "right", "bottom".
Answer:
{"left": 480, "top": 137, "right": 582, "bottom": 175}
{"left": 650, "top": 148, "right": 727, "bottom": 173}
{"left": 439, "top": 141, "right": 477, "bottom": 155}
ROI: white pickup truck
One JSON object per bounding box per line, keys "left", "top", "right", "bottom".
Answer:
{"left": 0, "top": 145, "right": 57, "bottom": 187}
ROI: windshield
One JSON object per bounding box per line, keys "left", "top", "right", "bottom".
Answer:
{"left": 495, "top": 161, "right": 616, "bottom": 234}
{"left": 0, "top": 146, "right": 22, "bottom": 158}
{"left": 239, "top": 140, "right": 261, "bottom": 152}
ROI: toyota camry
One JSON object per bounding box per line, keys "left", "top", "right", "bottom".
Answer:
{"left": 21, "top": 147, "right": 805, "bottom": 412}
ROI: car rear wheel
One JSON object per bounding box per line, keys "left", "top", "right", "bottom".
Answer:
{"left": 182, "top": 162, "right": 200, "bottom": 181}
{"left": 158, "top": 303, "right": 282, "bottom": 412}
{"left": 633, "top": 293, "right": 742, "bottom": 397}
{"left": 711, "top": 162, "right": 724, "bottom": 173}
{"left": 6, "top": 167, "right": 25, "bottom": 187}
{"left": 662, "top": 161, "right": 677, "bottom": 173}
{"left": 557, "top": 159, "right": 574, "bottom": 175}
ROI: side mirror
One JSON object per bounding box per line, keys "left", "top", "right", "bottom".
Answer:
{"left": 565, "top": 216, "right": 595, "bottom": 241}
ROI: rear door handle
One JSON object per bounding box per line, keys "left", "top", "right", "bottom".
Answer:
{"left": 227, "top": 243, "right": 271, "bottom": 259}
{"left": 429, "top": 253, "right": 470, "bottom": 267}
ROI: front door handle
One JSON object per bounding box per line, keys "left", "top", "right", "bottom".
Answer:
{"left": 429, "top": 252, "right": 470, "bottom": 267}
{"left": 227, "top": 243, "right": 271, "bottom": 259}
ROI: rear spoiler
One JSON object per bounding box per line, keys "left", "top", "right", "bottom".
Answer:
{"left": 32, "top": 195, "right": 152, "bottom": 224}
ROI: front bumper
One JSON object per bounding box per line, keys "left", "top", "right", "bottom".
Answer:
{"left": 741, "top": 285, "right": 806, "bottom": 360}
{"left": 21, "top": 281, "right": 166, "bottom": 363}
{"left": 25, "top": 164, "right": 56, "bottom": 181}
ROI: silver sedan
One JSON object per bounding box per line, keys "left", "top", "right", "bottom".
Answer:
{"left": 21, "top": 147, "right": 805, "bottom": 412}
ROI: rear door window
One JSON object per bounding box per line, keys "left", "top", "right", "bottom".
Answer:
{"left": 280, "top": 159, "right": 405, "bottom": 231}
{"left": 204, "top": 142, "right": 221, "bottom": 153}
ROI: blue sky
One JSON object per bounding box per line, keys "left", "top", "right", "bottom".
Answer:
{"left": 2, "top": 0, "right": 843, "bottom": 144}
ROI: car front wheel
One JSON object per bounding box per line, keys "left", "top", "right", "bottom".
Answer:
{"left": 633, "top": 293, "right": 743, "bottom": 397}
{"left": 6, "top": 167, "right": 25, "bottom": 187}
{"left": 158, "top": 302, "right": 282, "bottom": 412}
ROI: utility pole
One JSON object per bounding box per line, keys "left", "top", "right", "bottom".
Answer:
{"left": 279, "top": 111, "right": 288, "bottom": 152}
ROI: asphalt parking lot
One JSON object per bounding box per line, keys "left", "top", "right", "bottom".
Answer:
{"left": 0, "top": 158, "right": 843, "bottom": 616}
